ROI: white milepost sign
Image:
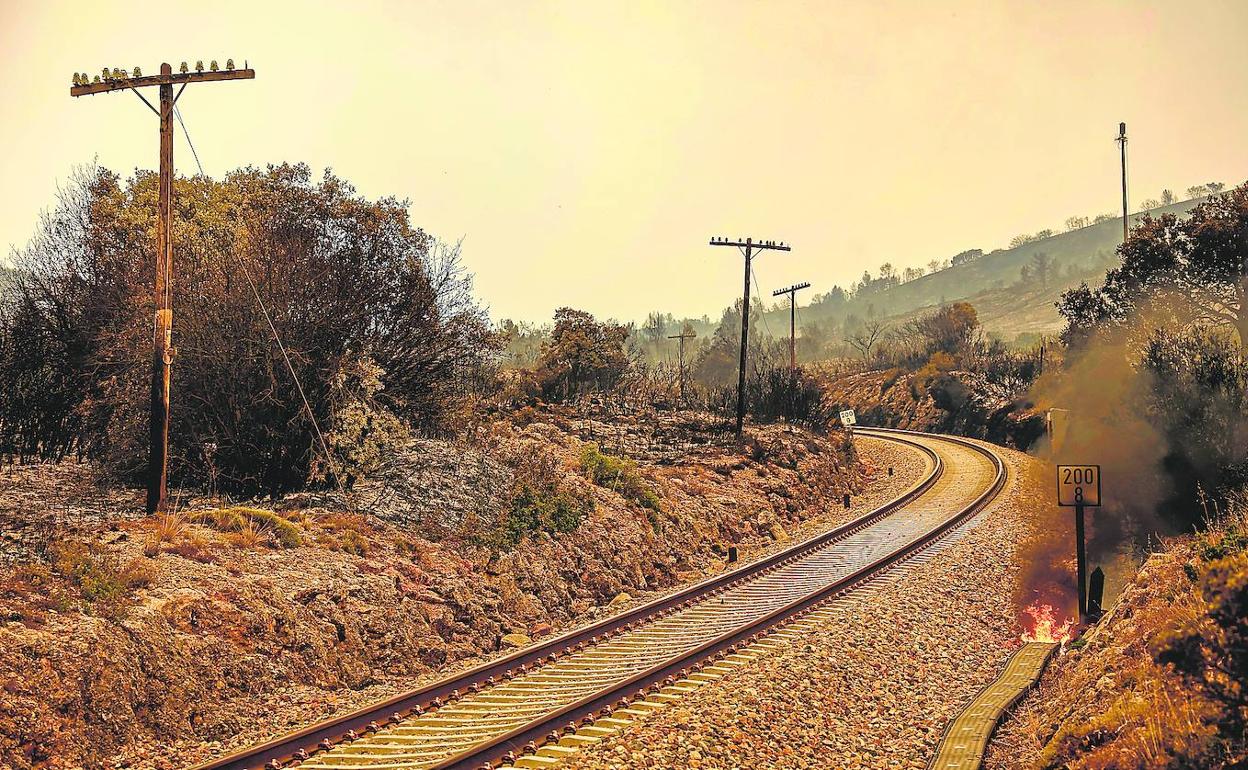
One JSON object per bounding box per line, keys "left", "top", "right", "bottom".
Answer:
{"left": 1057, "top": 464, "right": 1101, "bottom": 507}
{"left": 839, "top": 409, "right": 857, "bottom": 426}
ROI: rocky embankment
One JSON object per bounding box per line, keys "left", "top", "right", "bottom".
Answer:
{"left": 822, "top": 368, "right": 1046, "bottom": 450}
{"left": 0, "top": 407, "right": 889, "bottom": 770}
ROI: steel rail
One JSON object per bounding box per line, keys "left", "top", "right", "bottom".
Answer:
{"left": 191, "top": 429, "right": 970, "bottom": 770}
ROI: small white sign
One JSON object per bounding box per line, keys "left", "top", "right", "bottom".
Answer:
{"left": 839, "top": 409, "right": 857, "bottom": 426}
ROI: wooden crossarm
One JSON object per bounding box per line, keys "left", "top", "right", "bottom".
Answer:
{"left": 71, "top": 68, "right": 255, "bottom": 97}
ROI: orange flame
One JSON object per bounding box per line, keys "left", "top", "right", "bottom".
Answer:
{"left": 1020, "top": 601, "right": 1075, "bottom": 644}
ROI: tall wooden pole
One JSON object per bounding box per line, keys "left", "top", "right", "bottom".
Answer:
{"left": 69, "top": 60, "right": 256, "bottom": 514}
{"left": 148, "top": 64, "right": 175, "bottom": 514}
{"left": 772, "top": 282, "right": 810, "bottom": 371}
{"left": 736, "top": 240, "right": 753, "bottom": 435}
{"left": 667, "top": 330, "right": 696, "bottom": 404}
{"left": 788, "top": 293, "right": 796, "bottom": 370}
{"left": 708, "top": 237, "right": 790, "bottom": 436}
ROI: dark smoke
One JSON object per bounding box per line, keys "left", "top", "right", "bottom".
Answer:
{"left": 1015, "top": 319, "right": 1176, "bottom": 624}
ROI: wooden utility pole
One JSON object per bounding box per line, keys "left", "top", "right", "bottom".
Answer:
{"left": 772, "top": 281, "right": 811, "bottom": 370}
{"left": 667, "top": 329, "right": 697, "bottom": 403}
{"left": 1116, "top": 122, "right": 1129, "bottom": 244}
{"left": 70, "top": 60, "right": 256, "bottom": 514}
{"left": 708, "top": 237, "right": 791, "bottom": 435}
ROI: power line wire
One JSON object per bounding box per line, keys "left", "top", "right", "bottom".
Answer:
{"left": 174, "top": 105, "right": 349, "bottom": 504}
{"left": 750, "top": 265, "right": 774, "bottom": 338}
{"left": 173, "top": 106, "right": 204, "bottom": 176}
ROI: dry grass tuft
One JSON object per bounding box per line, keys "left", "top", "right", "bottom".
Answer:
{"left": 194, "top": 506, "right": 303, "bottom": 549}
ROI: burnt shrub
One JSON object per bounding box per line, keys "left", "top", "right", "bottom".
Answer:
{"left": 704, "top": 359, "right": 831, "bottom": 429}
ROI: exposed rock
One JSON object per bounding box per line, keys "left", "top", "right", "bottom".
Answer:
{"left": 819, "top": 368, "right": 1047, "bottom": 450}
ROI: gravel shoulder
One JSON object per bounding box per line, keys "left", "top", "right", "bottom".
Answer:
{"left": 562, "top": 439, "right": 1048, "bottom": 770}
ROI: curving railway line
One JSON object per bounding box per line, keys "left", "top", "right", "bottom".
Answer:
{"left": 194, "top": 428, "right": 1007, "bottom": 770}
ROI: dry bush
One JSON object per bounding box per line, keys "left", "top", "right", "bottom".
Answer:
{"left": 152, "top": 512, "right": 187, "bottom": 544}
{"left": 164, "top": 531, "right": 218, "bottom": 563}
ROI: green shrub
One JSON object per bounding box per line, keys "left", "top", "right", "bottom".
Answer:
{"left": 49, "top": 542, "right": 154, "bottom": 617}
{"left": 579, "top": 444, "right": 660, "bottom": 511}
{"left": 480, "top": 483, "right": 593, "bottom": 551}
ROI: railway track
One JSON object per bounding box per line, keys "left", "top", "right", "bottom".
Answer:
{"left": 195, "top": 428, "right": 1006, "bottom": 770}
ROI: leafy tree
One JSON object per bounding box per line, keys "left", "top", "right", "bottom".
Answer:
{"left": 692, "top": 298, "right": 771, "bottom": 387}
{"left": 905, "top": 302, "right": 979, "bottom": 358}
{"left": 950, "top": 248, "right": 983, "bottom": 267}
{"left": 1031, "top": 252, "right": 1054, "bottom": 289}
{"left": 1010, "top": 233, "right": 1034, "bottom": 249}
{"left": 1161, "top": 189, "right": 1176, "bottom": 205}
{"left": 1058, "top": 182, "right": 1248, "bottom": 350}
{"left": 1142, "top": 328, "right": 1248, "bottom": 515}
{"left": 1188, "top": 185, "right": 1210, "bottom": 200}
{"left": 0, "top": 164, "right": 495, "bottom": 494}
{"left": 533, "top": 308, "right": 630, "bottom": 400}
{"left": 1208, "top": 182, "right": 1226, "bottom": 195}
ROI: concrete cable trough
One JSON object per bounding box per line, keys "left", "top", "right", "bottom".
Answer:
{"left": 192, "top": 428, "right": 1006, "bottom": 770}
{"left": 928, "top": 641, "right": 1060, "bottom": 770}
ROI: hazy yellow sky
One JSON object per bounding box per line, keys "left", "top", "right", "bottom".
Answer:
{"left": 2, "top": 0, "right": 1246, "bottom": 323}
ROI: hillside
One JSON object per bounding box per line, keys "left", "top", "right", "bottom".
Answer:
{"left": 756, "top": 197, "right": 1205, "bottom": 342}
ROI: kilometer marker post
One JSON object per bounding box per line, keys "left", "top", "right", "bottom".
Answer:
{"left": 1057, "top": 464, "right": 1102, "bottom": 621}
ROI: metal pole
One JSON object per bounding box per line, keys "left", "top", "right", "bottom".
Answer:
{"left": 1075, "top": 502, "right": 1088, "bottom": 620}
{"left": 736, "top": 240, "right": 752, "bottom": 435}
{"left": 1118, "top": 122, "right": 1129, "bottom": 244}
{"left": 148, "top": 63, "right": 174, "bottom": 514}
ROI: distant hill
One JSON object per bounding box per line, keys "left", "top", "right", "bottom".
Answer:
{"left": 758, "top": 197, "right": 1205, "bottom": 342}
